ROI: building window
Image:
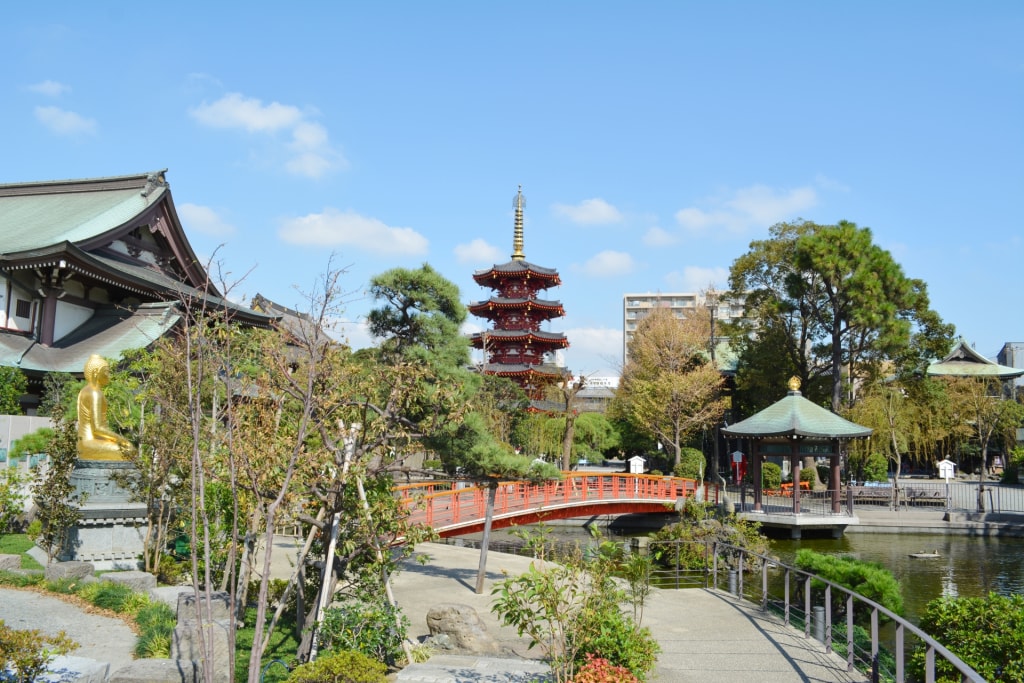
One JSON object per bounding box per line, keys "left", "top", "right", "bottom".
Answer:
{"left": 15, "top": 300, "right": 31, "bottom": 319}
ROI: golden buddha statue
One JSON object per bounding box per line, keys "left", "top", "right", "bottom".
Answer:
{"left": 77, "top": 354, "right": 135, "bottom": 462}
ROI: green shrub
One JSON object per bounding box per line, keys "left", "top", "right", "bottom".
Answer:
{"left": 793, "top": 549, "right": 902, "bottom": 626}
{"left": 761, "top": 462, "right": 782, "bottom": 490}
{"left": 800, "top": 467, "right": 817, "bottom": 485}
{"left": 911, "top": 593, "right": 1024, "bottom": 682}
{"left": 0, "top": 468, "right": 27, "bottom": 534}
{"left": 672, "top": 448, "right": 705, "bottom": 480}
{"left": 573, "top": 606, "right": 658, "bottom": 680}
{"left": 284, "top": 649, "right": 387, "bottom": 683}
{"left": 1001, "top": 447, "right": 1024, "bottom": 485}
{"left": 134, "top": 602, "right": 176, "bottom": 658}
{"left": 863, "top": 453, "right": 889, "bottom": 482}
{"left": 0, "top": 619, "right": 76, "bottom": 681}
{"left": 317, "top": 598, "right": 408, "bottom": 665}
{"left": 88, "top": 582, "right": 135, "bottom": 612}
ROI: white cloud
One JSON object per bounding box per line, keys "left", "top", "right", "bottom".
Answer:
{"left": 178, "top": 203, "right": 236, "bottom": 237}
{"left": 28, "top": 80, "right": 70, "bottom": 97}
{"left": 189, "top": 92, "right": 345, "bottom": 178}
{"left": 454, "top": 238, "right": 504, "bottom": 264}
{"left": 581, "top": 250, "right": 635, "bottom": 277}
{"left": 642, "top": 226, "right": 678, "bottom": 247}
{"left": 553, "top": 198, "right": 623, "bottom": 225}
{"left": 34, "top": 106, "right": 96, "bottom": 136}
{"left": 564, "top": 326, "right": 624, "bottom": 374}
{"left": 664, "top": 265, "right": 730, "bottom": 293}
{"left": 675, "top": 184, "right": 817, "bottom": 235}
{"left": 189, "top": 92, "right": 302, "bottom": 132}
{"left": 279, "top": 208, "right": 429, "bottom": 256}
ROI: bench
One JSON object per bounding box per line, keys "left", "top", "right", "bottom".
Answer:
{"left": 849, "top": 485, "right": 892, "bottom": 504}
{"left": 905, "top": 487, "right": 946, "bottom": 506}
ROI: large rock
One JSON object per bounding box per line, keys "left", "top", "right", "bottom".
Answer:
{"left": 45, "top": 560, "right": 95, "bottom": 582}
{"left": 102, "top": 570, "right": 157, "bottom": 593}
{"left": 425, "top": 603, "right": 500, "bottom": 654}
{"left": 150, "top": 585, "right": 191, "bottom": 609}
{"left": 0, "top": 553, "right": 20, "bottom": 571}
{"left": 36, "top": 655, "right": 108, "bottom": 683}
{"left": 171, "top": 620, "right": 231, "bottom": 683}
{"left": 108, "top": 658, "right": 198, "bottom": 683}
{"left": 176, "top": 591, "right": 231, "bottom": 623}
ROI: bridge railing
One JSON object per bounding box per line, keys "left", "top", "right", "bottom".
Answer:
{"left": 704, "top": 541, "right": 985, "bottom": 683}
{"left": 397, "top": 473, "right": 713, "bottom": 530}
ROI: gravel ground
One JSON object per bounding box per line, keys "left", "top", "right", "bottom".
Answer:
{"left": 0, "top": 587, "right": 138, "bottom": 674}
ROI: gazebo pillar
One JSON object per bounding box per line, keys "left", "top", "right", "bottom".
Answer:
{"left": 752, "top": 442, "right": 763, "bottom": 512}
{"left": 790, "top": 441, "right": 801, "bottom": 514}
{"left": 830, "top": 441, "right": 842, "bottom": 514}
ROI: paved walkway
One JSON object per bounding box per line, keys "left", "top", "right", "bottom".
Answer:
{"left": 390, "top": 543, "right": 866, "bottom": 683}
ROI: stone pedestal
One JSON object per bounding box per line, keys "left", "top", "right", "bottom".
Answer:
{"left": 63, "top": 460, "right": 147, "bottom": 570}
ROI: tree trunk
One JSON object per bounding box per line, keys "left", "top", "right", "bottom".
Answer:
{"left": 475, "top": 482, "right": 498, "bottom": 594}
{"left": 561, "top": 412, "right": 577, "bottom": 470}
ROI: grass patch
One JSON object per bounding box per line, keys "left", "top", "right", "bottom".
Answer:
{"left": 0, "top": 533, "right": 44, "bottom": 570}
{"left": 234, "top": 607, "right": 301, "bottom": 683}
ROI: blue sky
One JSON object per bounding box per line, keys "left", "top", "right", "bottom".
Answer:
{"left": 3, "top": 2, "right": 1022, "bottom": 377}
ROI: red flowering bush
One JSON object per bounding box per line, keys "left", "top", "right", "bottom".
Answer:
{"left": 571, "top": 653, "right": 640, "bottom": 683}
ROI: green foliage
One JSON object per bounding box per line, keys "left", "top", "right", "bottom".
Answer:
{"left": 649, "top": 503, "right": 769, "bottom": 573}
{"left": 0, "top": 619, "right": 76, "bottom": 682}
{"left": 317, "top": 598, "right": 409, "bottom": 665}
{"left": 0, "top": 367, "right": 27, "bottom": 415}
{"left": 571, "top": 653, "right": 640, "bottom": 683}
{"left": 911, "top": 592, "right": 1024, "bottom": 682}
{"left": 761, "top": 462, "right": 782, "bottom": 490}
{"left": 8, "top": 428, "right": 54, "bottom": 461}
{"left": 492, "top": 534, "right": 659, "bottom": 683}
{"left": 863, "top": 453, "right": 889, "bottom": 482}
{"left": 0, "top": 468, "right": 27, "bottom": 533}
{"left": 573, "top": 605, "right": 658, "bottom": 681}
{"left": 792, "top": 550, "right": 902, "bottom": 626}
{"left": 284, "top": 649, "right": 387, "bottom": 683}
{"left": 799, "top": 467, "right": 816, "bottom": 485}
{"left": 133, "top": 602, "right": 176, "bottom": 658}
{"left": 671, "top": 447, "right": 705, "bottom": 480}
{"left": 30, "top": 410, "right": 84, "bottom": 562}
{"left": 1002, "top": 447, "right": 1024, "bottom": 485}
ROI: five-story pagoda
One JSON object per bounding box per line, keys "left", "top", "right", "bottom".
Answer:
{"left": 469, "top": 187, "right": 569, "bottom": 402}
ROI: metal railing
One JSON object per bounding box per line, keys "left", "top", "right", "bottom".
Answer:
{"left": 700, "top": 540, "right": 985, "bottom": 683}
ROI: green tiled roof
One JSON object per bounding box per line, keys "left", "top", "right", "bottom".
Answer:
{"left": 722, "top": 390, "right": 872, "bottom": 440}
{"left": 0, "top": 173, "right": 166, "bottom": 252}
{"left": 927, "top": 338, "right": 1024, "bottom": 379}
{"left": 0, "top": 303, "right": 180, "bottom": 374}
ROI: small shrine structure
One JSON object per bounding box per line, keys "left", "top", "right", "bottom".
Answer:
{"left": 722, "top": 377, "right": 871, "bottom": 538}
{"left": 926, "top": 337, "right": 1024, "bottom": 382}
{"left": 469, "top": 187, "right": 569, "bottom": 403}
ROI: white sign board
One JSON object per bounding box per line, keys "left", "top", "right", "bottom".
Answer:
{"left": 937, "top": 459, "right": 956, "bottom": 481}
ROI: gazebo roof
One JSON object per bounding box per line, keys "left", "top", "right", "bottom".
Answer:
{"left": 926, "top": 338, "right": 1024, "bottom": 380}
{"left": 722, "top": 378, "right": 872, "bottom": 440}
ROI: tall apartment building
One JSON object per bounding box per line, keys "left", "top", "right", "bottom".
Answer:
{"left": 622, "top": 292, "right": 743, "bottom": 364}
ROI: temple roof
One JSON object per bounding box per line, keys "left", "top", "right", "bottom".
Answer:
{"left": 468, "top": 296, "right": 565, "bottom": 312}
{"left": 722, "top": 381, "right": 872, "bottom": 440}
{"left": 0, "top": 170, "right": 211, "bottom": 293}
{"left": 927, "top": 338, "right": 1024, "bottom": 380}
{"left": 0, "top": 302, "right": 181, "bottom": 374}
{"left": 470, "top": 329, "right": 568, "bottom": 346}
{"left": 472, "top": 260, "right": 562, "bottom": 286}
{"left": 479, "top": 362, "right": 567, "bottom": 378}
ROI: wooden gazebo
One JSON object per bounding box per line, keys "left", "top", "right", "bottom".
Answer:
{"left": 722, "top": 377, "right": 872, "bottom": 516}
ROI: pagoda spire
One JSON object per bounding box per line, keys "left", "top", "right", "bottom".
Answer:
{"left": 511, "top": 185, "right": 525, "bottom": 261}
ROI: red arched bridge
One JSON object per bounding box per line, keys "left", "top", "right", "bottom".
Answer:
{"left": 396, "top": 473, "right": 718, "bottom": 537}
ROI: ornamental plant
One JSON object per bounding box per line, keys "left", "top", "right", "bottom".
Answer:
{"left": 571, "top": 653, "right": 640, "bottom": 683}
{"left": 0, "top": 620, "right": 76, "bottom": 682}
{"left": 284, "top": 649, "right": 387, "bottom": 683}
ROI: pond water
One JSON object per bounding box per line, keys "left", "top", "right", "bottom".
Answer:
{"left": 469, "top": 523, "right": 1024, "bottom": 626}
{"left": 770, "top": 532, "right": 1024, "bottom": 624}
